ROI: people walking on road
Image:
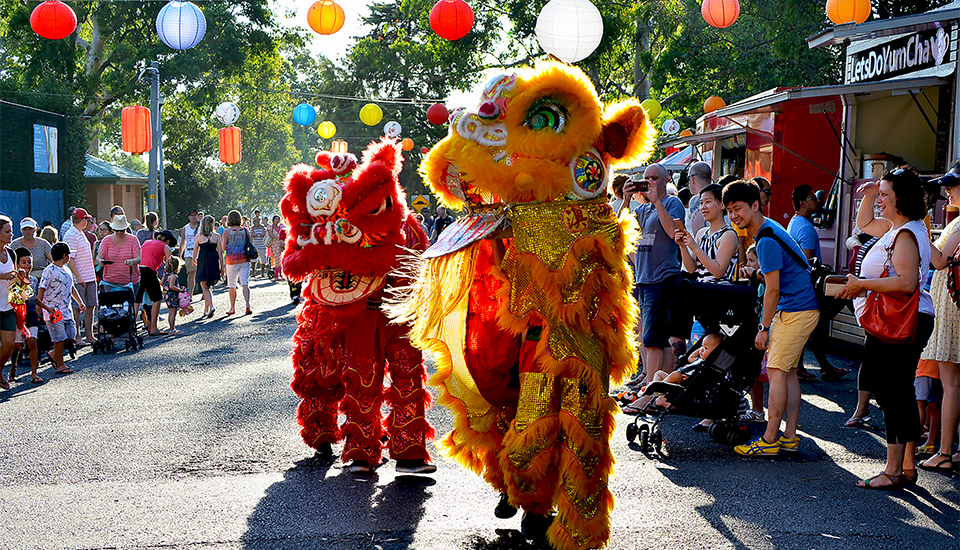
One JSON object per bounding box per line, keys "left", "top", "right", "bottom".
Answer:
{"left": 919, "top": 164, "right": 960, "bottom": 474}
{"left": 137, "top": 212, "right": 158, "bottom": 245}
{"left": 136, "top": 230, "right": 175, "bottom": 336}
{"left": 0, "top": 216, "right": 20, "bottom": 389}
{"left": 37, "top": 242, "right": 84, "bottom": 375}
{"left": 40, "top": 224, "right": 58, "bottom": 246}
{"left": 837, "top": 168, "right": 935, "bottom": 489}
{"left": 429, "top": 205, "right": 454, "bottom": 243}
{"left": 162, "top": 257, "right": 186, "bottom": 336}
{"left": 250, "top": 212, "right": 268, "bottom": 278}
{"left": 220, "top": 210, "right": 252, "bottom": 316}
{"left": 724, "top": 180, "right": 820, "bottom": 458}
{"left": 96, "top": 215, "right": 141, "bottom": 290}
{"left": 62, "top": 208, "right": 97, "bottom": 346}
{"left": 194, "top": 216, "right": 221, "bottom": 319}
{"left": 11, "top": 217, "right": 52, "bottom": 280}
{"left": 179, "top": 209, "right": 201, "bottom": 298}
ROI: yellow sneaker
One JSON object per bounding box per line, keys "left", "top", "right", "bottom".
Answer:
{"left": 777, "top": 435, "right": 800, "bottom": 452}
{"left": 734, "top": 436, "right": 780, "bottom": 456}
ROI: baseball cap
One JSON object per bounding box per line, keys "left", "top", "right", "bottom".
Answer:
{"left": 923, "top": 179, "right": 948, "bottom": 201}
{"left": 188, "top": 208, "right": 199, "bottom": 215}
{"left": 19, "top": 217, "right": 37, "bottom": 230}
{"left": 929, "top": 170, "right": 960, "bottom": 188}
{"left": 72, "top": 208, "right": 91, "bottom": 220}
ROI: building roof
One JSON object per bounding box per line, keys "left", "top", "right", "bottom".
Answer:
{"left": 807, "top": 1, "right": 960, "bottom": 49}
{"left": 83, "top": 154, "right": 148, "bottom": 184}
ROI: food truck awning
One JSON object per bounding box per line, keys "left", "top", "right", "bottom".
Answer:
{"left": 807, "top": 2, "right": 960, "bottom": 48}
{"left": 658, "top": 127, "right": 744, "bottom": 150}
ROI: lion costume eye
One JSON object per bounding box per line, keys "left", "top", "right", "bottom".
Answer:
{"left": 523, "top": 99, "right": 566, "bottom": 133}
{"left": 369, "top": 196, "right": 393, "bottom": 215}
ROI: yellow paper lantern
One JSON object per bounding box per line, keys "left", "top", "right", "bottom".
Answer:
{"left": 307, "top": 0, "right": 345, "bottom": 35}
{"left": 704, "top": 96, "right": 726, "bottom": 113}
{"left": 317, "top": 120, "right": 337, "bottom": 139}
{"left": 826, "top": 0, "right": 871, "bottom": 25}
{"left": 359, "top": 103, "right": 383, "bottom": 126}
{"left": 640, "top": 98, "right": 662, "bottom": 120}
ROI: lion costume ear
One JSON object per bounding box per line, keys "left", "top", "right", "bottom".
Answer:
{"left": 598, "top": 100, "right": 656, "bottom": 169}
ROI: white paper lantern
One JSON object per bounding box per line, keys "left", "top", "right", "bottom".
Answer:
{"left": 215, "top": 102, "right": 240, "bottom": 126}
{"left": 383, "top": 121, "right": 402, "bottom": 139}
{"left": 157, "top": 1, "right": 206, "bottom": 50}
{"left": 535, "top": 0, "right": 604, "bottom": 63}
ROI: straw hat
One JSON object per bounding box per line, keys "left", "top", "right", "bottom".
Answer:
{"left": 110, "top": 214, "right": 130, "bottom": 231}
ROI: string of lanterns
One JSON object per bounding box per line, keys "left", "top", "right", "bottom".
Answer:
{"left": 214, "top": 102, "right": 241, "bottom": 164}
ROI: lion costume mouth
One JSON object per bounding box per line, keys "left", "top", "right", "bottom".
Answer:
{"left": 309, "top": 269, "right": 386, "bottom": 305}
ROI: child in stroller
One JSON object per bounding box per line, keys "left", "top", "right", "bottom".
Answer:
{"left": 93, "top": 261, "right": 142, "bottom": 353}
{"left": 631, "top": 334, "right": 723, "bottom": 411}
{"left": 624, "top": 280, "right": 763, "bottom": 455}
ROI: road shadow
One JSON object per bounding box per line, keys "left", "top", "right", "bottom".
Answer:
{"left": 241, "top": 454, "right": 435, "bottom": 550}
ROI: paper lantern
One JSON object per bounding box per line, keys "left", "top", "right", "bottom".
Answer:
{"left": 121, "top": 106, "right": 152, "bottom": 155}
{"left": 214, "top": 102, "right": 239, "bottom": 126}
{"left": 30, "top": 0, "right": 77, "bottom": 40}
{"left": 384, "top": 121, "right": 402, "bottom": 138}
{"left": 307, "top": 1, "right": 345, "bottom": 35}
{"left": 421, "top": 147, "right": 430, "bottom": 154}
{"left": 317, "top": 121, "right": 337, "bottom": 139}
{"left": 331, "top": 140, "right": 348, "bottom": 154}
{"left": 430, "top": 0, "right": 474, "bottom": 41}
{"left": 156, "top": 1, "right": 206, "bottom": 50}
{"left": 293, "top": 103, "right": 317, "bottom": 126}
{"left": 826, "top": 0, "right": 871, "bottom": 25}
{"left": 679, "top": 129, "right": 694, "bottom": 137}
{"left": 219, "top": 127, "right": 241, "bottom": 164}
{"left": 702, "top": 0, "right": 740, "bottom": 29}
{"left": 426, "top": 103, "right": 449, "bottom": 125}
{"left": 640, "top": 99, "right": 661, "bottom": 120}
{"left": 536, "top": 0, "right": 604, "bottom": 63}
{"left": 359, "top": 103, "right": 383, "bottom": 126}
{"left": 401, "top": 138, "right": 414, "bottom": 151}
{"left": 704, "top": 96, "right": 726, "bottom": 113}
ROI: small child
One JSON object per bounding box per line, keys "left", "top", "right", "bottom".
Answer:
{"left": 9, "top": 249, "right": 43, "bottom": 383}
{"left": 162, "top": 257, "right": 185, "bottom": 335}
{"left": 625, "top": 334, "right": 723, "bottom": 412}
{"left": 739, "top": 245, "right": 767, "bottom": 423}
{"left": 37, "top": 243, "right": 85, "bottom": 374}
{"left": 915, "top": 359, "right": 942, "bottom": 455}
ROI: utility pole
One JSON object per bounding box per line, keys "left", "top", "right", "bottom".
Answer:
{"left": 139, "top": 61, "right": 164, "bottom": 225}
{"left": 158, "top": 93, "right": 167, "bottom": 229}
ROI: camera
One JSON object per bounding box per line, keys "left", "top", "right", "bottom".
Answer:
{"left": 631, "top": 173, "right": 649, "bottom": 192}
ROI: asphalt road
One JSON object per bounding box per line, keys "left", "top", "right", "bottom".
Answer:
{"left": 0, "top": 277, "right": 956, "bottom": 550}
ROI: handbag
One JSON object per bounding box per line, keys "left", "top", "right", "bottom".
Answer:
{"left": 947, "top": 242, "right": 960, "bottom": 309}
{"left": 242, "top": 229, "right": 259, "bottom": 260}
{"left": 859, "top": 229, "right": 920, "bottom": 344}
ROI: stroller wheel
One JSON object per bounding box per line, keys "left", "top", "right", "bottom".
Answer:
{"left": 652, "top": 429, "right": 663, "bottom": 455}
{"left": 638, "top": 424, "right": 650, "bottom": 452}
{"left": 625, "top": 423, "right": 639, "bottom": 443}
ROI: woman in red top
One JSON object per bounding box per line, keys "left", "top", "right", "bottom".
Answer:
{"left": 135, "top": 230, "right": 175, "bottom": 336}
{"left": 96, "top": 215, "right": 141, "bottom": 288}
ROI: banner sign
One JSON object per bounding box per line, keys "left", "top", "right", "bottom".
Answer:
{"left": 847, "top": 25, "right": 952, "bottom": 84}
{"left": 33, "top": 124, "right": 58, "bottom": 174}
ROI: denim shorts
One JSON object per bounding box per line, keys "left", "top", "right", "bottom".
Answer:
{"left": 637, "top": 275, "right": 681, "bottom": 348}
{"left": 48, "top": 318, "right": 76, "bottom": 343}
{"left": 915, "top": 376, "right": 943, "bottom": 402}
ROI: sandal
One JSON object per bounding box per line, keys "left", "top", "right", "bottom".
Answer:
{"left": 621, "top": 401, "right": 648, "bottom": 415}
{"left": 0, "top": 378, "right": 8, "bottom": 390}
{"left": 857, "top": 472, "right": 905, "bottom": 490}
{"left": 54, "top": 367, "right": 74, "bottom": 374}
{"left": 225, "top": 310, "right": 235, "bottom": 316}
{"left": 919, "top": 452, "right": 956, "bottom": 474}
{"left": 31, "top": 376, "right": 44, "bottom": 384}
{"left": 797, "top": 370, "right": 818, "bottom": 383}
{"left": 820, "top": 366, "right": 851, "bottom": 381}
{"left": 244, "top": 308, "right": 252, "bottom": 315}
{"left": 844, "top": 415, "right": 870, "bottom": 428}
{"left": 902, "top": 468, "right": 918, "bottom": 486}
{"left": 739, "top": 409, "right": 765, "bottom": 423}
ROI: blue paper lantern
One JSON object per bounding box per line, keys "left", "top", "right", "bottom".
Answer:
{"left": 156, "top": 1, "right": 206, "bottom": 50}
{"left": 293, "top": 103, "right": 317, "bottom": 126}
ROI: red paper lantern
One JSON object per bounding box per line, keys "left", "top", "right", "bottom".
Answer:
{"left": 307, "top": 0, "right": 345, "bottom": 35}
{"left": 121, "top": 106, "right": 151, "bottom": 154}
{"left": 420, "top": 147, "right": 429, "bottom": 154}
{"left": 826, "top": 0, "right": 871, "bottom": 25}
{"left": 219, "top": 127, "right": 241, "bottom": 164}
{"left": 426, "top": 103, "right": 449, "bottom": 125}
{"left": 702, "top": 0, "right": 740, "bottom": 29}
{"left": 430, "top": 0, "right": 474, "bottom": 41}
{"left": 30, "top": 0, "right": 77, "bottom": 40}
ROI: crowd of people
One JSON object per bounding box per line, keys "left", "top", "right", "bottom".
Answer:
{"left": 612, "top": 160, "right": 960, "bottom": 488}
{"left": 0, "top": 205, "right": 289, "bottom": 388}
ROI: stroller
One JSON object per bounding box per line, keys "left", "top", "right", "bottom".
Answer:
{"left": 625, "top": 280, "right": 763, "bottom": 455}
{"left": 92, "top": 263, "right": 143, "bottom": 354}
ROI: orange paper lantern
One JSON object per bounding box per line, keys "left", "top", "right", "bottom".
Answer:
{"left": 704, "top": 96, "right": 726, "bottom": 113}
{"left": 219, "top": 127, "right": 241, "bottom": 164}
{"left": 826, "top": 0, "right": 871, "bottom": 25}
{"left": 121, "top": 106, "right": 151, "bottom": 154}
{"left": 679, "top": 129, "right": 694, "bottom": 138}
{"left": 401, "top": 138, "right": 414, "bottom": 151}
{"left": 307, "top": 0, "right": 345, "bottom": 35}
{"left": 702, "top": 0, "right": 740, "bottom": 29}
{"left": 331, "top": 140, "right": 348, "bottom": 154}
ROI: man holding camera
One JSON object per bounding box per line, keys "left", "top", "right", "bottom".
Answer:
{"left": 619, "top": 164, "right": 687, "bottom": 394}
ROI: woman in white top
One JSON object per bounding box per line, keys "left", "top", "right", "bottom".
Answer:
{"left": 837, "top": 168, "right": 935, "bottom": 490}
{"left": 0, "top": 216, "right": 20, "bottom": 390}
{"left": 675, "top": 183, "right": 738, "bottom": 283}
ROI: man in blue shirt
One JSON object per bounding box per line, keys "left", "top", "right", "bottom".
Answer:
{"left": 787, "top": 185, "right": 849, "bottom": 382}
{"left": 724, "top": 181, "right": 820, "bottom": 456}
{"left": 619, "top": 164, "right": 688, "bottom": 398}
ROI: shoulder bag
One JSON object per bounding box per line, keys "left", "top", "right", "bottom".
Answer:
{"left": 242, "top": 228, "right": 259, "bottom": 260}
{"left": 946, "top": 241, "right": 960, "bottom": 309}
{"left": 859, "top": 229, "right": 920, "bottom": 345}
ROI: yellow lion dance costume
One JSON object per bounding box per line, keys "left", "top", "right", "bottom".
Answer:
{"left": 391, "top": 62, "right": 654, "bottom": 550}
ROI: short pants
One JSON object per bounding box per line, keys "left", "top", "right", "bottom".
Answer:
{"left": 636, "top": 275, "right": 683, "bottom": 348}
{"left": 0, "top": 309, "right": 17, "bottom": 332}
{"left": 15, "top": 326, "right": 39, "bottom": 343}
{"left": 72, "top": 281, "right": 97, "bottom": 310}
{"left": 915, "top": 376, "right": 943, "bottom": 402}
{"left": 767, "top": 309, "right": 820, "bottom": 372}
{"left": 48, "top": 318, "right": 76, "bottom": 343}
{"left": 226, "top": 262, "right": 250, "bottom": 288}
{"left": 184, "top": 254, "right": 197, "bottom": 273}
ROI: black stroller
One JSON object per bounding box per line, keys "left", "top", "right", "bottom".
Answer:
{"left": 92, "top": 263, "right": 143, "bottom": 354}
{"left": 625, "top": 280, "right": 763, "bottom": 455}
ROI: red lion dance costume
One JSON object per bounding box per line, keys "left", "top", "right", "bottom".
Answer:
{"left": 390, "top": 62, "right": 654, "bottom": 549}
{"left": 281, "top": 138, "right": 435, "bottom": 474}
